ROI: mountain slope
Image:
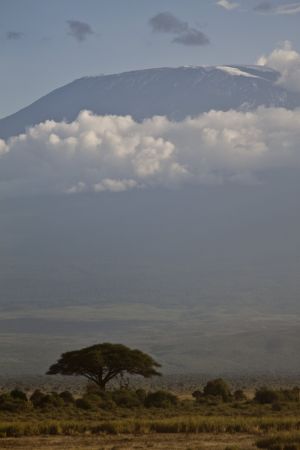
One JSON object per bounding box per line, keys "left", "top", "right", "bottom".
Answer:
{"left": 1, "top": 65, "right": 300, "bottom": 140}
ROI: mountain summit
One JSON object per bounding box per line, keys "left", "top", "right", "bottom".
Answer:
{"left": 1, "top": 65, "right": 299, "bottom": 139}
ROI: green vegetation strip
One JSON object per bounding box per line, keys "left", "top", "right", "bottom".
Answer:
{"left": 1, "top": 416, "right": 300, "bottom": 438}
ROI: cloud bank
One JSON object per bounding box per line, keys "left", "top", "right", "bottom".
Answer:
{"left": 149, "top": 12, "right": 209, "bottom": 46}
{"left": 258, "top": 41, "right": 300, "bottom": 93}
{"left": 1, "top": 107, "right": 300, "bottom": 196}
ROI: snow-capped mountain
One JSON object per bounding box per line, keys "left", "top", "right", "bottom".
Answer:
{"left": 0, "top": 65, "right": 299, "bottom": 139}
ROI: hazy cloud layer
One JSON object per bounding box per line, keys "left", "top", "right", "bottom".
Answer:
{"left": 258, "top": 41, "right": 300, "bottom": 92}
{"left": 217, "top": 0, "right": 239, "bottom": 10}
{"left": 67, "top": 20, "right": 94, "bottom": 42}
{"left": 6, "top": 31, "right": 24, "bottom": 40}
{"left": 254, "top": 1, "right": 300, "bottom": 14}
{"left": 1, "top": 107, "right": 300, "bottom": 196}
{"left": 149, "top": 12, "right": 209, "bottom": 46}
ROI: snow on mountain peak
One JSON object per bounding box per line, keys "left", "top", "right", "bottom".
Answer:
{"left": 216, "top": 66, "right": 260, "bottom": 78}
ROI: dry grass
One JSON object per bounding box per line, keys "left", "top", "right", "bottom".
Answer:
{"left": 0, "top": 415, "right": 300, "bottom": 437}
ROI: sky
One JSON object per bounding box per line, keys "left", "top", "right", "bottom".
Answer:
{"left": 1, "top": 0, "right": 300, "bottom": 118}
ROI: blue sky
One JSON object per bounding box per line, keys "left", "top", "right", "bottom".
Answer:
{"left": 1, "top": 0, "right": 299, "bottom": 117}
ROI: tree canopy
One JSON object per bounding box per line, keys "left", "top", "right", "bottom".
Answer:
{"left": 47, "top": 343, "right": 161, "bottom": 390}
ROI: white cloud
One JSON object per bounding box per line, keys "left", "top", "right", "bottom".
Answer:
{"left": 1, "top": 108, "right": 300, "bottom": 196}
{"left": 217, "top": 0, "right": 239, "bottom": 10}
{"left": 0, "top": 139, "right": 8, "bottom": 155}
{"left": 66, "top": 181, "right": 87, "bottom": 194}
{"left": 257, "top": 41, "right": 300, "bottom": 93}
{"left": 93, "top": 178, "right": 138, "bottom": 193}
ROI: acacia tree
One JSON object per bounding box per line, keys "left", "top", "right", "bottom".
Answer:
{"left": 47, "top": 343, "right": 161, "bottom": 390}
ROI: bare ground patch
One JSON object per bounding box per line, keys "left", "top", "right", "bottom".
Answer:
{"left": 0, "top": 433, "right": 255, "bottom": 449}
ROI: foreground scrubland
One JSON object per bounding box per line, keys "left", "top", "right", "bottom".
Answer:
{"left": 1, "top": 380, "right": 300, "bottom": 449}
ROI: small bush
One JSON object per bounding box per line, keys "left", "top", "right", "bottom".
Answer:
{"left": 144, "top": 390, "right": 178, "bottom": 408}
{"left": 39, "top": 394, "right": 64, "bottom": 408}
{"left": 111, "top": 390, "right": 142, "bottom": 408}
{"left": 85, "top": 383, "right": 104, "bottom": 397}
{"left": 0, "top": 394, "right": 28, "bottom": 413}
{"left": 255, "top": 387, "right": 280, "bottom": 404}
{"left": 75, "top": 398, "right": 93, "bottom": 410}
{"left": 82, "top": 391, "right": 116, "bottom": 410}
{"left": 30, "top": 390, "right": 45, "bottom": 408}
{"left": 30, "top": 390, "right": 65, "bottom": 409}
{"left": 203, "top": 379, "right": 232, "bottom": 402}
{"left": 136, "top": 389, "right": 147, "bottom": 403}
{"left": 10, "top": 389, "right": 27, "bottom": 402}
{"left": 59, "top": 391, "right": 75, "bottom": 404}
{"left": 233, "top": 389, "right": 246, "bottom": 401}
{"left": 272, "top": 402, "right": 283, "bottom": 411}
{"left": 192, "top": 390, "right": 203, "bottom": 402}
{"left": 254, "top": 387, "right": 300, "bottom": 405}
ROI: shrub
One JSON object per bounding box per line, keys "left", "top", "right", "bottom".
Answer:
{"left": 38, "top": 394, "right": 65, "bottom": 409}
{"left": 136, "top": 389, "right": 147, "bottom": 403}
{"left": 254, "top": 387, "right": 280, "bottom": 404}
{"left": 59, "top": 391, "right": 75, "bottom": 404}
{"left": 85, "top": 383, "right": 104, "bottom": 397}
{"left": 272, "top": 402, "right": 283, "bottom": 411}
{"left": 192, "top": 390, "right": 203, "bottom": 402}
{"left": 144, "top": 390, "right": 178, "bottom": 408}
{"left": 203, "top": 378, "right": 232, "bottom": 402}
{"left": 30, "top": 390, "right": 65, "bottom": 409}
{"left": 10, "top": 389, "right": 27, "bottom": 402}
{"left": 75, "top": 398, "right": 93, "bottom": 410}
{"left": 234, "top": 389, "right": 246, "bottom": 401}
{"left": 82, "top": 390, "right": 116, "bottom": 410}
{"left": 98, "top": 398, "right": 116, "bottom": 410}
{"left": 111, "top": 389, "right": 142, "bottom": 408}
{"left": 30, "top": 390, "right": 45, "bottom": 408}
{"left": 0, "top": 393, "right": 28, "bottom": 412}
{"left": 254, "top": 387, "right": 300, "bottom": 405}
{"left": 279, "top": 388, "right": 300, "bottom": 402}
{"left": 291, "top": 387, "right": 300, "bottom": 402}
